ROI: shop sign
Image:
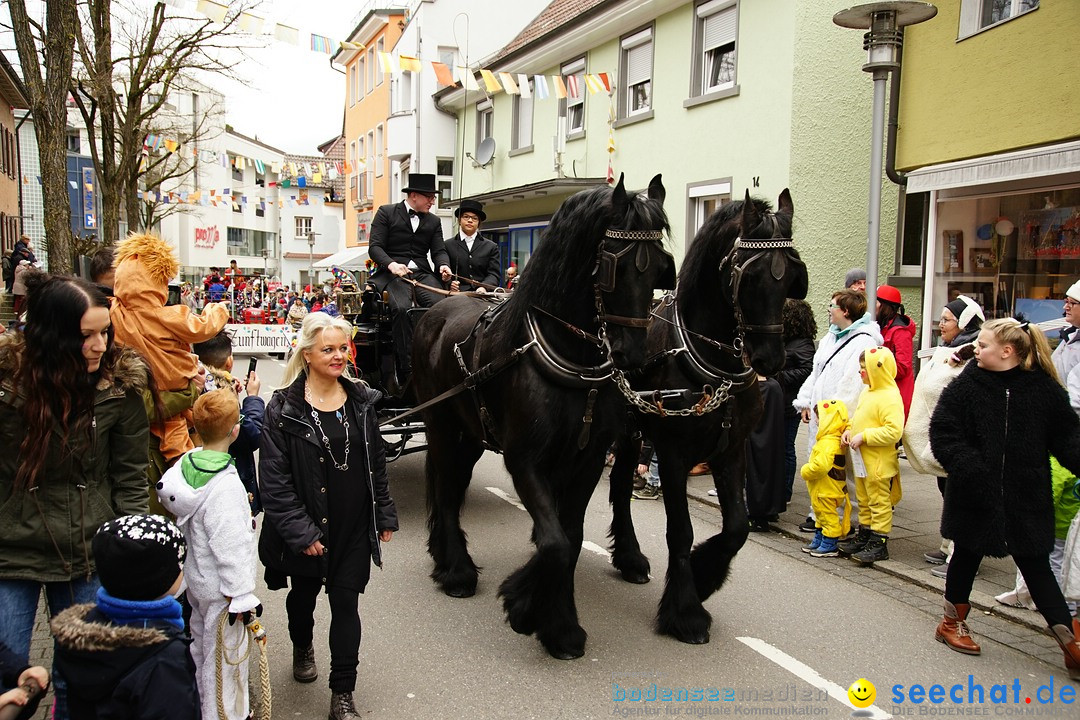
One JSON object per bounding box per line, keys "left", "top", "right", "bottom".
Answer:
{"left": 194, "top": 224, "right": 221, "bottom": 249}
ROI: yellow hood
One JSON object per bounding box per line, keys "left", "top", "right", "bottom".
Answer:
{"left": 815, "top": 398, "right": 849, "bottom": 440}
{"left": 861, "top": 345, "right": 898, "bottom": 391}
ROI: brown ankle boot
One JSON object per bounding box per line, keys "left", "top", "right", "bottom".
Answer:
{"left": 1049, "top": 618, "right": 1080, "bottom": 681}
{"left": 936, "top": 599, "right": 981, "bottom": 655}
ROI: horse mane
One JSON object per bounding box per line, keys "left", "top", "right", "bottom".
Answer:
{"left": 495, "top": 182, "right": 670, "bottom": 342}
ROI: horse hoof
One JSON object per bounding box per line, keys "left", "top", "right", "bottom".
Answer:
{"left": 618, "top": 568, "right": 650, "bottom": 584}
{"left": 540, "top": 626, "right": 587, "bottom": 660}
{"left": 678, "top": 631, "right": 710, "bottom": 645}
{"left": 444, "top": 584, "right": 476, "bottom": 598}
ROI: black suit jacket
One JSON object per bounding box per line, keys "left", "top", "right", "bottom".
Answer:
{"left": 445, "top": 233, "right": 501, "bottom": 291}
{"left": 368, "top": 202, "right": 449, "bottom": 275}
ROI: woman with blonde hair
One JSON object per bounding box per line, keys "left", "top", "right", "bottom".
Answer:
{"left": 258, "top": 312, "right": 398, "bottom": 720}
{"left": 929, "top": 318, "right": 1080, "bottom": 678}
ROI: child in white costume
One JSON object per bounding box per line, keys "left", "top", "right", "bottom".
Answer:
{"left": 157, "top": 389, "right": 260, "bottom": 720}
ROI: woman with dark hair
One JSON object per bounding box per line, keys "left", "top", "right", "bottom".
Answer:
{"left": 776, "top": 299, "right": 817, "bottom": 503}
{"left": 0, "top": 274, "right": 151, "bottom": 720}
{"left": 875, "top": 284, "right": 917, "bottom": 418}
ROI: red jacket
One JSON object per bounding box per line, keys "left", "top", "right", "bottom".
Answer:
{"left": 879, "top": 314, "right": 916, "bottom": 419}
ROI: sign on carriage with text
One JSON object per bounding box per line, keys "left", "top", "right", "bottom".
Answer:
{"left": 224, "top": 324, "right": 296, "bottom": 354}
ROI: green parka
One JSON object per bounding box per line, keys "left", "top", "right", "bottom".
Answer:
{"left": 0, "top": 333, "right": 150, "bottom": 581}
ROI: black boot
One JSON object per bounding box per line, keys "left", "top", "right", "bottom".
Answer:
{"left": 293, "top": 644, "right": 318, "bottom": 683}
{"left": 837, "top": 526, "right": 871, "bottom": 556}
{"left": 852, "top": 533, "right": 889, "bottom": 566}
{"left": 329, "top": 691, "right": 360, "bottom": 720}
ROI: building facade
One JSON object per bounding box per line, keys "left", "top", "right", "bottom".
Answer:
{"left": 0, "top": 53, "right": 29, "bottom": 257}
{"left": 896, "top": 0, "right": 1076, "bottom": 348}
{"left": 437, "top": 0, "right": 901, "bottom": 328}
{"left": 282, "top": 137, "right": 347, "bottom": 289}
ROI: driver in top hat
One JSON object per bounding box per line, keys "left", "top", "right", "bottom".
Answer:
{"left": 368, "top": 173, "right": 451, "bottom": 388}
{"left": 446, "top": 199, "right": 501, "bottom": 294}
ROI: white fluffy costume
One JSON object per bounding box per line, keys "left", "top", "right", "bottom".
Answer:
{"left": 158, "top": 450, "right": 258, "bottom": 720}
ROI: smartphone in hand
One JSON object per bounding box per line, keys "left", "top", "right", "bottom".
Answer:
{"left": 247, "top": 357, "right": 258, "bottom": 378}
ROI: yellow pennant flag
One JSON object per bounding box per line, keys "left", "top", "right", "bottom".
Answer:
{"left": 399, "top": 55, "right": 421, "bottom": 73}
{"left": 237, "top": 12, "right": 263, "bottom": 34}
{"left": 552, "top": 75, "right": 567, "bottom": 99}
{"left": 585, "top": 74, "right": 604, "bottom": 95}
{"left": 499, "top": 72, "right": 519, "bottom": 95}
{"left": 196, "top": 0, "right": 227, "bottom": 24}
{"left": 479, "top": 69, "right": 502, "bottom": 93}
{"left": 313, "top": 172, "right": 323, "bottom": 184}
{"left": 377, "top": 51, "right": 395, "bottom": 74}
{"left": 339, "top": 41, "right": 364, "bottom": 51}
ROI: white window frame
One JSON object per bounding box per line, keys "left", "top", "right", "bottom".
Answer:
{"left": 436, "top": 157, "right": 453, "bottom": 204}
{"left": 561, "top": 58, "right": 586, "bottom": 138}
{"left": 958, "top": 0, "right": 1039, "bottom": 39}
{"left": 376, "top": 38, "right": 385, "bottom": 86}
{"left": 366, "top": 48, "right": 375, "bottom": 94}
{"left": 695, "top": 0, "right": 737, "bottom": 98}
{"left": 511, "top": 78, "right": 534, "bottom": 153}
{"left": 357, "top": 55, "right": 365, "bottom": 99}
{"left": 375, "top": 124, "right": 384, "bottom": 177}
{"left": 476, "top": 98, "right": 494, "bottom": 149}
{"left": 687, "top": 180, "right": 731, "bottom": 239}
{"left": 349, "top": 65, "right": 356, "bottom": 106}
{"left": 295, "top": 216, "right": 312, "bottom": 240}
{"left": 438, "top": 46, "right": 458, "bottom": 70}
{"left": 619, "top": 27, "right": 653, "bottom": 119}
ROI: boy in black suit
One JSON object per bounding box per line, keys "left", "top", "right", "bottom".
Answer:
{"left": 446, "top": 199, "right": 501, "bottom": 293}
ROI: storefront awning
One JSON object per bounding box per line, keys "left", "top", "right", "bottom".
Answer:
{"left": 906, "top": 140, "right": 1080, "bottom": 193}
{"left": 314, "top": 245, "right": 368, "bottom": 269}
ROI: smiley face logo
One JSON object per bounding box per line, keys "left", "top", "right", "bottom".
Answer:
{"left": 847, "top": 678, "right": 876, "bottom": 709}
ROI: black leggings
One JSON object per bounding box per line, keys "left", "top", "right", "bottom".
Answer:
{"left": 945, "top": 545, "right": 1072, "bottom": 628}
{"left": 286, "top": 576, "right": 362, "bottom": 693}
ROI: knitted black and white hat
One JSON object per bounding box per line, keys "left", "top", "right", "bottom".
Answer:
{"left": 944, "top": 295, "right": 984, "bottom": 331}
{"left": 93, "top": 514, "right": 186, "bottom": 601}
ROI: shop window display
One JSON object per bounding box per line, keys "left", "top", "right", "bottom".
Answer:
{"left": 935, "top": 186, "right": 1080, "bottom": 334}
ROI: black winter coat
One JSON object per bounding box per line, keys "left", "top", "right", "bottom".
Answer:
{"left": 930, "top": 363, "right": 1080, "bottom": 557}
{"left": 231, "top": 394, "right": 265, "bottom": 515}
{"left": 776, "top": 337, "right": 815, "bottom": 419}
{"left": 50, "top": 604, "right": 198, "bottom": 720}
{"left": 258, "top": 374, "right": 398, "bottom": 584}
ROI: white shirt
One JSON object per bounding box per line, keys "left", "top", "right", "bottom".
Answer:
{"left": 460, "top": 232, "right": 477, "bottom": 253}
{"left": 404, "top": 200, "right": 419, "bottom": 232}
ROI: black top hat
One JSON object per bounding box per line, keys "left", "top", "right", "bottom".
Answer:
{"left": 454, "top": 199, "right": 486, "bottom": 222}
{"left": 402, "top": 173, "right": 437, "bottom": 195}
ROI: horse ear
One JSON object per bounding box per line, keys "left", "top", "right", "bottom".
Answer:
{"left": 647, "top": 174, "right": 665, "bottom": 204}
{"left": 777, "top": 188, "right": 794, "bottom": 218}
{"left": 740, "top": 189, "right": 759, "bottom": 231}
{"left": 612, "top": 173, "right": 628, "bottom": 214}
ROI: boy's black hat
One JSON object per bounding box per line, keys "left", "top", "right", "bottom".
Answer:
{"left": 93, "top": 515, "right": 186, "bottom": 600}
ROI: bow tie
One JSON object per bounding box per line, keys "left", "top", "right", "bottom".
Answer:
{"left": 408, "top": 209, "right": 419, "bottom": 218}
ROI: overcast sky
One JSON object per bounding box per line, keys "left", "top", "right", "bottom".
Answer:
{"left": 0, "top": 0, "right": 366, "bottom": 154}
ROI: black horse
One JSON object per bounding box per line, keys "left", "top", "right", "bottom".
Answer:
{"left": 607, "top": 190, "right": 808, "bottom": 644}
{"left": 411, "top": 175, "right": 674, "bottom": 660}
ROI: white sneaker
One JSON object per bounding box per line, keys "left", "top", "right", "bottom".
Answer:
{"left": 707, "top": 488, "right": 718, "bottom": 497}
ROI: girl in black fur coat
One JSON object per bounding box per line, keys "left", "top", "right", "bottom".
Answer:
{"left": 930, "top": 318, "right": 1080, "bottom": 678}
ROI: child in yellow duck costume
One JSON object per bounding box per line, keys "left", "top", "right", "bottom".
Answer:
{"left": 840, "top": 346, "right": 904, "bottom": 565}
{"left": 110, "top": 233, "right": 229, "bottom": 468}
{"left": 800, "top": 399, "right": 853, "bottom": 557}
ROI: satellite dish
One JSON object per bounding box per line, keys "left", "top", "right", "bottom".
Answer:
{"left": 475, "top": 137, "right": 496, "bottom": 167}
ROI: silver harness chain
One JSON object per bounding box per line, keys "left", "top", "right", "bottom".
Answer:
{"left": 612, "top": 367, "right": 734, "bottom": 417}
{"left": 306, "top": 385, "right": 350, "bottom": 471}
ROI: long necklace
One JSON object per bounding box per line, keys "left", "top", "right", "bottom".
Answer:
{"left": 305, "top": 384, "right": 350, "bottom": 470}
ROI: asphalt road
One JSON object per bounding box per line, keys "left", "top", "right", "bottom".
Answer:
{"left": 247, "top": 356, "right": 1076, "bottom": 720}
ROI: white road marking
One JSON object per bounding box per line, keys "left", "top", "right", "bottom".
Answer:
{"left": 484, "top": 487, "right": 611, "bottom": 559}
{"left": 485, "top": 486, "right": 526, "bottom": 511}
{"left": 736, "top": 636, "right": 892, "bottom": 719}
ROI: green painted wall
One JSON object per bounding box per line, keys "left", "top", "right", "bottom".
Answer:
{"left": 897, "top": 1, "right": 1080, "bottom": 172}
{"left": 789, "top": 0, "right": 912, "bottom": 333}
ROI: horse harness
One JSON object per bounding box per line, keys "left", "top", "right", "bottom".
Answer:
{"left": 613, "top": 229, "right": 796, "bottom": 419}
{"left": 382, "top": 228, "right": 670, "bottom": 453}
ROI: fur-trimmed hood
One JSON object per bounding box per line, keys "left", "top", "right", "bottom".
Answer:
{"left": 0, "top": 332, "right": 149, "bottom": 398}
{"left": 51, "top": 603, "right": 172, "bottom": 653}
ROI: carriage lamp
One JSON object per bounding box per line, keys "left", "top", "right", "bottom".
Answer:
{"left": 833, "top": 1, "right": 937, "bottom": 317}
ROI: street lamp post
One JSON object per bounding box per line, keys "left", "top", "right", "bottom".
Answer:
{"left": 833, "top": 1, "right": 937, "bottom": 318}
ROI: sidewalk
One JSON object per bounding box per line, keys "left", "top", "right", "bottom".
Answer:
{"left": 685, "top": 446, "right": 1069, "bottom": 668}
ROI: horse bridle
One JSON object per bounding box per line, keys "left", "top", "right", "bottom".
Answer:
{"left": 594, "top": 228, "right": 671, "bottom": 331}
{"left": 717, "top": 217, "right": 795, "bottom": 353}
